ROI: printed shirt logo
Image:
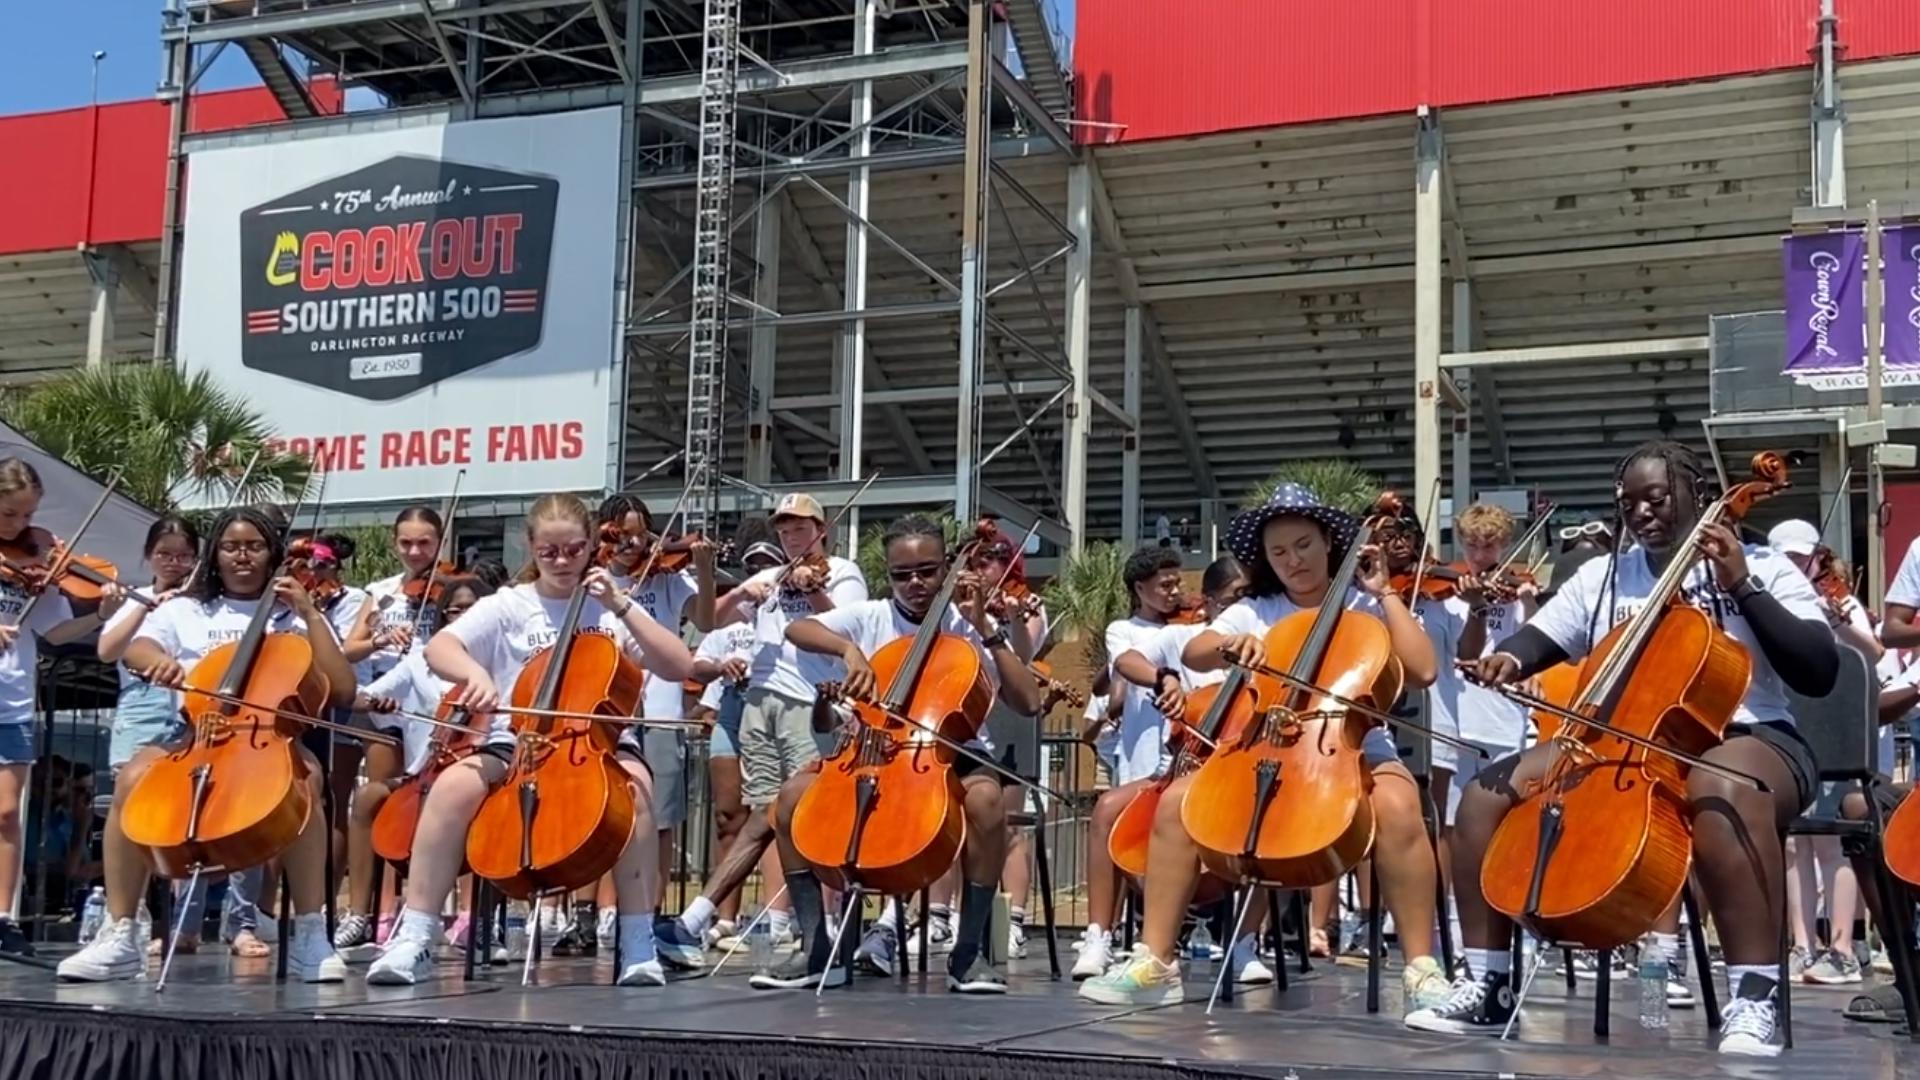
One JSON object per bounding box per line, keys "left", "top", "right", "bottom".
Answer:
{"left": 1611, "top": 581, "right": 1740, "bottom": 629}
{"left": 239, "top": 154, "right": 559, "bottom": 401}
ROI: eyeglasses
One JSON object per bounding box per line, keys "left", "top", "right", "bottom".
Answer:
{"left": 1558, "top": 521, "right": 1613, "bottom": 542}
{"left": 150, "top": 551, "right": 197, "bottom": 564}
{"left": 217, "top": 541, "right": 270, "bottom": 556}
{"left": 534, "top": 541, "right": 591, "bottom": 561}
{"left": 886, "top": 564, "right": 943, "bottom": 584}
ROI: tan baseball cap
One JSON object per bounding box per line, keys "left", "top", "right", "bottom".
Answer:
{"left": 772, "top": 493, "right": 826, "bottom": 523}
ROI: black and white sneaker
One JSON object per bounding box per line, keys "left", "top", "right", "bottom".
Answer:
{"left": 748, "top": 951, "right": 848, "bottom": 991}
{"left": 0, "top": 918, "right": 35, "bottom": 959}
{"left": 1718, "top": 973, "right": 1782, "bottom": 1057}
{"left": 1403, "top": 970, "right": 1516, "bottom": 1035}
{"left": 947, "top": 954, "right": 1009, "bottom": 995}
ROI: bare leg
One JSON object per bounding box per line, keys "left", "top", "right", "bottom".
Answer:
{"left": 709, "top": 755, "right": 746, "bottom": 922}
{"left": 1087, "top": 781, "right": 1149, "bottom": 932}
{"left": 1369, "top": 762, "right": 1436, "bottom": 963}
{"left": 1786, "top": 837, "right": 1819, "bottom": 953}
{"left": 1000, "top": 783, "right": 1031, "bottom": 917}
{"left": 283, "top": 748, "right": 338, "bottom": 915}
{"left": 1139, "top": 775, "right": 1206, "bottom": 962}
{"left": 346, "top": 778, "right": 394, "bottom": 916}
{"left": 1686, "top": 735, "right": 1799, "bottom": 967}
{"left": 399, "top": 754, "right": 506, "bottom": 916}
{"left": 0, "top": 765, "right": 26, "bottom": 914}
{"left": 101, "top": 751, "right": 165, "bottom": 919}
{"left": 613, "top": 761, "right": 659, "bottom": 916}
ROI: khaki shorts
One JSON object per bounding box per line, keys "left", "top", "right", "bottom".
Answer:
{"left": 740, "top": 687, "right": 833, "bottom": 808}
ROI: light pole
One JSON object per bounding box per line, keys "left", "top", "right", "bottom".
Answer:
{"left": 90, "top": 50, "right": 107, "bottom": 105}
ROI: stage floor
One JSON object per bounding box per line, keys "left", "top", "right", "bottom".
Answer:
{"left": 1, "top": 939, "right": 1913, "bottom": 1079}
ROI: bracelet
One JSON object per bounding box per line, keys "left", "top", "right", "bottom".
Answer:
{"left": 614, "top": 599, "right": 634, "bottom": 619}
{"left": 981, "top": 626, "right": 1010, "bottom": 650}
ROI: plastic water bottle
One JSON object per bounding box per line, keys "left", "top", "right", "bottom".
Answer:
{"left": 78, "top": 887, "right": 106, "bottom": 944}
{"left": 1188, "top": 920, "right": 1214, "bottom": 967}
{"left": 1638, "top": 937, "right": 1669, "bottom": 1030}
{"left": 505, "top": 910, "right": 528, "bottom": 961}
{"left": 746, "top": 917, "right": 773, "bottom": 973}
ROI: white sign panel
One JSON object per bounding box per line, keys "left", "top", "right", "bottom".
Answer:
{"left": 176, "top": 107, "right": 623, "bottom": 505}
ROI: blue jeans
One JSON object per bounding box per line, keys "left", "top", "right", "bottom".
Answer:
{"left": 174, "top": 866, "right": 263, "bottom": 938}
{"left": 708, "top": 683, "right": 745, "bottom": 759}
{"left": 110, "top": 682, "right": 184, "bottom": 769}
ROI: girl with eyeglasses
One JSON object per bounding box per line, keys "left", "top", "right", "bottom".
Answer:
{"left": 62, "top": 505, "right": 359, "bottom": 983}
{"left": 365, "top": 494, "right": 694, "bottom": 989}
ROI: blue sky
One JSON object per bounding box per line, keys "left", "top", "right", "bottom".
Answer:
{"left": 3, "top": 0, "right": 1074, "bottom": 115}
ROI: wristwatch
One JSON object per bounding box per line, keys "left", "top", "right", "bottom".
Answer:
{"left": 1156, "top": 666, "right": 1183, "bottom": 691}
{"left": 981, "top": 626, "right": 1011, "bottom": 650}
{"left": 1728, "top": 574, "right": 1767, "bottom": 603}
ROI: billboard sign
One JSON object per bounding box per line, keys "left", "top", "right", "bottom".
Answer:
{"left": 177, "top": 107, "right": 622, "bottom": 504}
{"left": 1781, "top": 228, "right": 1920, "bottom": 392}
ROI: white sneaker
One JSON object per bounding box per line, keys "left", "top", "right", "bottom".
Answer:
{"left": 287, "top": 915, "right": 348, "bottom": 983}
{"left": 1718, "top": 975, "right": 1782, "bottom": 1057}
{"left": 705, "top": 919, "right": 736, "bottom": 950}
{"left": 1230, "top": 935, "right": 1275, "bottom": 986}
{"left": 617, "top": 957, "right": 667, "bottom": 987}
{"left": 57, "top": 917, "right": 145, "bottom": 982}
{"left": 596, "top": 908, "right": 617, "bottom": 952}
{"left": 1071, "top": 929, "right": 1112, "bottom": 981}
{"left": 367, "top": 936, "right": 434, "bottom": 986}
{"left": 1008, "top": 921, "right": 1029, "bottom": 960}
{"left": 909, "top": 915, "right": 954, "bottom": 958}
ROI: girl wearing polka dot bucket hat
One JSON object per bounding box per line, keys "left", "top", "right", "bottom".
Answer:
{"left": 1079, "top": 483, "right": 1450, "bottom": 1022}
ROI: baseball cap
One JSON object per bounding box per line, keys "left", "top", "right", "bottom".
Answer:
{"left": 772, "top": 493, "right": 826, "bottom": 523}
{"left": 1767, "top": 519, "right": 1821, "bottom": 558}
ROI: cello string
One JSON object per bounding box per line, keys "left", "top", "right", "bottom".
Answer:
{"left": 164, "top": 686, "right": 401, "bottom": 747}
{"left": 1231, "top": 658, "right": 1492, "bottom": 758}
{"left": 818, "top": 698, "right": 1067, "bottom": 804}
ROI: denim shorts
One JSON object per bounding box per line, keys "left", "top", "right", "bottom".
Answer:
{"left": 0, "top": 724, "right": 34, "bottom": 765}
{"left": 110, "top": 682, "right": 186, "bottom": 769}
{"left": 708, "top": 683, "right": 745, "bottom": 759}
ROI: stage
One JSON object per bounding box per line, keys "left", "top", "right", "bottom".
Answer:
{"left": 0, "top": 942, "right": 1908, "bottom": 1080}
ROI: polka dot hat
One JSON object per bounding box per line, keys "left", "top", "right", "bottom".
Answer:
{"left": 1225, "top": 483, "right": 1361, "bottom": 572}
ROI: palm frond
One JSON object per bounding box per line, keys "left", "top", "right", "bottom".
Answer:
{"left": 1040, "top": 542, "right": 1130, "bottom": 664}
{"left": 1241, "top": 458, "right": 1383, "bottom": 516}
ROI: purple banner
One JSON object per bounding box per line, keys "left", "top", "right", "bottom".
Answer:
{"left": 1887, "top": 224, "right": 1920, "bottom": 370}
{"left": 1784, "top": 231, "right": 1864, "bottom": 373}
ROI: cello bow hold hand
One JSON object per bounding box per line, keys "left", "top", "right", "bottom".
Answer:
{"left": 456, "top": 673, "right": 500, "bottom": 714}
{"left": 139, "top": 656, "right": 186, "bottom": 690}
{"left": 1153, "top": 679, "right": 1186, "bottom": 720}
{"left": 1218, "top": 633, "right": 1267, "bottom": 672}
{"left": 366, "top": 695, "right": 400, "bottom": 715}
{"left": 836, "top": 648, "right": 879, "bottom": 703}
{"left": 1467, "top": 651, "right": 1524, "bottom": 688}
{"left": 1697, "top": 521, "right": 1750, "bottom": 589}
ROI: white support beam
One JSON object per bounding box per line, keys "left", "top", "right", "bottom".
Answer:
{"left": 1441, "top": 335, "right": 1710, "bottom": 369}
{"left": 745, "top": 193, "right": 782, "bottom": 486}
{"left": 1414, "top": 110, "right": 1443, "bottom": 536}
{"left": 1449, "top": 281, "right": 1473, "bottom": 527}
{"left": 1061, "top": 161, "right": 1094, "bottom": 556}
{"left": 80, "top": 250, "right": 117, "bottom": 369}
{"left": 839, "top": 0, "right": 877, "bottom": 546}
{"left": 1811, "top": 0, "right": 1847, "bottom": 209}
{"left": 1122, "top": 305, "right": 1143, "bottom": 548}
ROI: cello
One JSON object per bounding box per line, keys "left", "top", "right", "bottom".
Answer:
{"left": 464, "top": 550, "right": 644, "bottom": 900}
{"left": 789, "top": 548, "right": 991, "bottom": 896}
{"left": 1181, "top": 522, "right": 1401, "bottom": 887}
{"left": 370, "top": 690, "right": 486, "bottom": 865}
{"left": 1476, "top": 451, "right": 1790, "bottom": 949}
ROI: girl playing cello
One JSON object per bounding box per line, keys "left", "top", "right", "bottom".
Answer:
{"left": 59, "top": 505, "right": 358, "bottom": 982}
{"left": 364, "top": 494, "right": 694, "bottom": 988}
{"left": 1078, "top": 484, "right": 1448, "bottom": 1018}
{"left": 1421, "top": 441, "right": 1837, "bottom": 1057}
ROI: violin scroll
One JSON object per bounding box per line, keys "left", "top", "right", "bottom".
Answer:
{"left": 1720, "top": 450, "right": 1793, "bottom": 522}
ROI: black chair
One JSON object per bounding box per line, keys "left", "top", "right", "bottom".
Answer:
{"left": 1782, "top": 642, "right": 1920, "bottom": 1046}
{"left": 986, "top": 704, "right": 1062, "bottom": 979}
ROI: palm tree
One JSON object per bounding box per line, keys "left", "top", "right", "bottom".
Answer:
{"left": 854, "top": 512, "right": 963, "bottom": 596}
{"left": 1041, "top": 541, "right": 1130, "bottom": 666}
{"left": 1242, "top": 458, "right": 1382, "bottom": 515}
{"left": 3, "top": 364, "right": 310, "bottom": 512}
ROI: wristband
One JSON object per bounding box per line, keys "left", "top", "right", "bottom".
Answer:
{"left": 981, "top": 626, "right": 1011, "bottom": 651}
{"left": 1155, "top": 666, "right": 1183, "bottom": 691}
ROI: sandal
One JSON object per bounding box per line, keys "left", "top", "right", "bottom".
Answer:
{"left": 1309, "top": 928, "right": 1331, "bottom": 958}
{"left": 146, "top": 934, "right": 200, "bottom": 957}
{"left": 1844, "top": 984, "right": 1907, "bottom": 1024}
{"left": 229, "top": 929, "right": 271, "bottom": 958}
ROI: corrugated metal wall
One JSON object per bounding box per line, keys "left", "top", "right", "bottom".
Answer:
{"left": 1076, "top": 0, "right": 1920, "bottom": 144}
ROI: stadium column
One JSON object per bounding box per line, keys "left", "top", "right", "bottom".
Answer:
{"left": 1413, "top": 109, "right": 1443, "bottom": 529}
{"left": 82, "top": 250, "right": 118, "bottom": 368}
{"left": 746, "top": 196, "right": 782, "bottom": 488}
{"left": 1062, "top": 160, "right": 1093, "bottom": 558}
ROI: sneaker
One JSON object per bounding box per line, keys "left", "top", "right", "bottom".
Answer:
{"left": 653, "top": 917, "right": 707, "bottom": 971}
{"left": 0, "top": 919, "right": 35, "bottom": 959}
{"left": 1787, "top": 945, "right": 1812, "bottom": 981}
{"left": 854, "top": 926, "right": 897, "bottom": 976}
{"left": 1572, "top": 950, "right": 1631, "bottom": 981}
{"left": 616, "top": 957, "right": 667, "bottom": 987}
{"left": 334, "top": 913, "right": 380, "bottom": 964}
{"left": 1718, "top": 973, "right": 1782, "bottom": 1057}
{"left": 1805, "top": 947, "right": 1863, "bottom": 985}
{"left": 502, "top": 924, "right": 527, "bottom": 963}
{"left": 908, "top": 915, "right": 954, "bottom": 958}
{"left": 286, "top": 915, "right": 348, "bottom": 983}
{"left": 1401, "top": 955, "right": 1450, "bottom": 1012}
{"left": 1872, "top": 948, "right": 1894, "bottom": 975}
{"left": 1007, "top": 921, "right": 1029, "bottom": 960}
{"left": 367, "top": 936, "right": 434, "bottom": 986}
{"left": 1667, "top": 977, "right": 1696, "bottom": 1008}
{"left": 1078, "top": 948, "right": 1183, "bottom": 1006}
{"left": 705, "top": 919, "right": 736, "bottom": 951}
{"left": 1230, "top": 935, "right": 1275, "bottom": 987}
{"left": 948, "top": 954, "right": 1009, "bottom": 994}
{"left": 1404, "top": 970, "right": 1516, "bottom": 1035}
{"left": 749, "top": 951, "right": 847, "bottom": 991}
{"left": 57, "top": 917, "right": 145, "bottom": 982}
{"left": 597, "top": 908, "right": 618, "bottom": 952}
{"left": 1071, "top": 929, "right": 1113, "bottom": 981}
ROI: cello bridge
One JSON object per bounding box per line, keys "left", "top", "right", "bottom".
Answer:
{"left": 1256, "top": 707, "right": 1304, "bottom": 745}
{"left": 191, "top": 712, "right": 235, "bottom": 746}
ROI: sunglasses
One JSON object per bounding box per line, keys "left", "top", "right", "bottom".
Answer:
{"left": 1558, "top": 521, "right": 1613, "bottom": 541}
{"left": 886, "top": 563, "right": 944, "bottom": 584}
{"left": 534, "top": 540, "right": 591, "bottom": 561}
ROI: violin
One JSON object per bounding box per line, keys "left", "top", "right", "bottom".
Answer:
{"left": 790, "top": 545, "right": 991, "bottom": 895}
{"left": 0, "top": 528, "right": 150, "bottom": 608}
{"left": 1389, "top": 558, "right": 1537, "bottom": 604}
{"left": 1477, "top": 451, "right": 1790, "bottom": 949}
{"left": 633, "top": 531, "right": 730, "bottom": 576}
{"left": 121, "top": 573, "right": 334, "bottom": 879}
{"left": 1167, "top": 596, "right": 1208, "bottom": 625}
{"left": 372, "top": 690, "right": 486, "bottom": 867}
{"left": 1181, "top": 519, "right": 1401, "bottom": 887}
{"left": 465, "top": 551, "right": 643, "bottom": 900}
{"left": 780, "top": 551, "right": 832, "bottom": 593}
{"left": 284, "top": 537, "right": 345, "bottom": 608}
{"left": 1029, "top": 659, "right": 1085, "bottom": 714}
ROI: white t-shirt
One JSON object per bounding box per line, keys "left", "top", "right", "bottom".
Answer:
{"left": 1446, "top": 594, "right": 1532, "bottom": 748}
{"left": 363, "top": 649, "right": 451, "bottom": 775}
{"left": 1527, "top": 544, "right": 1825, "bottom": 729}
{"left": 1135, "top": 623, "right": 1225, "bottom": 692}
{"left": 324, "top": 585, "right": 370, "bottom": 681}
{"left": 105, "top": 585, "right": 165, "bottom": 694}
{"left": 0, "top": 580, "right": 71, "bottom": 725}
{"left": 741, "top": 556, "right": 868, "bottom": 702}
{"left": 1874, "top": 648, "right": 1916, "bottom": 773}
{"left": 1409, "top": 594, "right": 1466, "bottom": 742}
{"left": 133, "top": 594, "right": 317, "bottom": 676}
{"left": 615, "top": 568, "right": 698, "bottom": 720}
{"left": 1085, "top": 692, "right": 1117, "bottom": 766}
{"left": 1105, "top": 615, "right": 1173, "bottom": 785}
{"left": 363, "top": 573, "right": 433, "bottom": 678}
{"left": 440, "top": 584, "right": 653, "bottom": 740}
{"left": 1887, "top": 537, "right": 1920, "bottom": 612}
{"left": 807, "top": 598, "right": 1000, "bottom": 751}
{"left": 693, "top": 623, "right": 755, "bottom": 712}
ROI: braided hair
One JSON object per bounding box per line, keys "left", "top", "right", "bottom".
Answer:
{"left": 1588, "top": 439, "right": 1719, "bottom": 647}
{"left": 882, "top": 513, "right": 947, "bottom": 554}
{"left": 189, "top": 506, "right": 288, "bottom": 604}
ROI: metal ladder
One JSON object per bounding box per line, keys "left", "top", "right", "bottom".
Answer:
{"left": 683, "top": 0, "right": 742, "bottom": 534}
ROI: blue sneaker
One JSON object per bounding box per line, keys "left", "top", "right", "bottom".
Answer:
{"left": 1077, "top": 945, "right": 1183, "bottom": 1006}
{"left": 652, "top": 917, "right": 706, "bottom": 971}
